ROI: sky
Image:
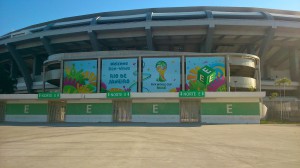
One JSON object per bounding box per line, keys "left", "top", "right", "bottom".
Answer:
{"left": 0, "top": 0, "right": 300, "bottom": 36}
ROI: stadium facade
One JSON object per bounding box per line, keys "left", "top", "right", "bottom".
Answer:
{"left": 0, "top": 6, "right": 299, "bottom": 123}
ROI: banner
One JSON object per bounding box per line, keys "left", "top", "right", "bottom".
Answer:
{"left": 186, "top": 57, "right": 226, "bottom": 92}
{"left": 142, "top": 57, "right": 181, "bottom": 92}
{"left": 63, "top": 60, "right": 97, "bottom": 93}
{"left": 101, "top": 58, "right": 138, "bottom": 92}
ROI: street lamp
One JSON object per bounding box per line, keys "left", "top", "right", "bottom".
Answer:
{"left": 234, "top": 81, "right": 237, "bottom": 92}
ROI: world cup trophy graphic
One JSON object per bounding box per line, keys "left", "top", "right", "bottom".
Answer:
{"left": 156, "top": 61, "right": 167, "bottom": 82}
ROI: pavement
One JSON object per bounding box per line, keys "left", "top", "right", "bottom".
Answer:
{"left": 0, "top": 123, "right": 300, "bottom": 168}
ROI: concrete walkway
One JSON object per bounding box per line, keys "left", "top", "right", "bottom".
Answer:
{"left": 0, "top": 123, "right": 299, "bottom": 168}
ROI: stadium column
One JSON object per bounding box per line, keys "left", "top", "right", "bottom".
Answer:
{"left": 88, "top": 30, "right": 101, "bottom": 51}
{"left": 259, "top": 26, "right": 276, "bottom": 79}
{"left": 259, "top": 12, "right": 276, "bottom": 79}
{"left": 33, "top": 55, "right": 43, "bottom": 76}
{"left": 145, "top": 12, "right": 154, "bottom": 50}
{"left": 289, "top": 49, "right": 300, "bottom": 98}
{"left": 6, "top": 43, "right": 33, "bottom": 93}
{"left": 88, "top": 17, "right": 102, "bottom": 51}
{"left": 40, "top": 36, "right": 54, "bottom": 55}
{"left": 289, "top": 48, "right": 300, "bottom": 81}
{"left": 264, "top": 48, "right": 288, "bottom": 79}
{"left": 262, "top": 65, "right": 271, "bottom": 80}
{"left": 203, "top": 10, "right": 214, "bottom": 53}
{"left": 10, "top": 59, "right": 18, "bottom": 78}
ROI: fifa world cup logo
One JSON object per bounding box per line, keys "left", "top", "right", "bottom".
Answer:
{"left": 156, "top": 61, "right": 167, "bottom": 82}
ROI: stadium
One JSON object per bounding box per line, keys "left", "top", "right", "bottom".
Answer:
{"left": 0, "top": 6, "right": 299, "bottom": 123}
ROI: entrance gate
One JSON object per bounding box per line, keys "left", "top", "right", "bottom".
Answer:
{"left": 180, "top": 100, "right": 200, "bottom": 123}
{"left": 0, "top": 102, "right": 5, "bottom": 122}
{"left": 48, "top": 101, "right": 66, "bottom": 122}
{"left": 113, "top": 100, "right": 132, "bottom": 122}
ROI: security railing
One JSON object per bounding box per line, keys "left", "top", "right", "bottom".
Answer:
{"left": 264, "top": 100, "right": 300, "bottom": 121}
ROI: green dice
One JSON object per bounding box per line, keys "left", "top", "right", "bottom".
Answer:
{"left": 197, "top": 65, "right": 216, "bottom": 86}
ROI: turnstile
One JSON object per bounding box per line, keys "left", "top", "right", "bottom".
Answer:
{"left": 48, "top": 101, "right": 66, "bottom": 122}
{"left": 113, "top": 100, "right": 132, "bottom": 122}
{"left": 180, "top": 100, "right": 200, "bottom": 123}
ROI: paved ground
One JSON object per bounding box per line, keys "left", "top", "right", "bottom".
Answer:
{"left": 0, "top": 123, "right": 299, "bottom": 168}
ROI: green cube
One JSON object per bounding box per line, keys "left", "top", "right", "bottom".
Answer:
{"left": 197, "top": 65, "right": 216, "bottom": 86}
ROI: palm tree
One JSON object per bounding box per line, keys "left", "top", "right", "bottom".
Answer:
{"left": 269, "top": 92, "right": 278, "bottom": 100}
{"left": 274, "top": 77, "right": 292, "bottom": 120}
{"left": 275, "top": 77, "right": 291, "bottom": 98}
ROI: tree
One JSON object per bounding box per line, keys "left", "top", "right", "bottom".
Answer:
{"left": 275, "top": 77, "right": 291, "bottom": 98}
{"left": 268, "top": 92, "right": 278, "bottom": 100}
{"left": 274, "top": 77, "right": 292, "bottom": 121}
{"left": 0, "top": 65, "right": 17, "bottom": 94}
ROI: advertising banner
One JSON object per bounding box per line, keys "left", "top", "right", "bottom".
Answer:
{"left": 186, "top": 57, "right": 226, "bottom": 91}
{"left": 142, "top": 57, "right": 181, "bottom": 92}
{"left": 101, "top": 58, "right": 138, "bottom": 92}
{"left": 63, "top": 60, "right": 97, "bottom": 93}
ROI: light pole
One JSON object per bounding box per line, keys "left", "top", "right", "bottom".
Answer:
{"left": 234, "top": 81, "right": 237, "bottom": 92}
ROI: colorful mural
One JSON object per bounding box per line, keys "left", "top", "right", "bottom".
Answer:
{"left": 63, "top": 60, "right": 97, "bottom": 93}
{"left": 142, "top": 57, "right": 181, "bottom": 92}
{"left": 101, "top": 58, "right": 138, "bottom": 92}
{"left": 186, "top": 57, "right": 226, "bottom": 92}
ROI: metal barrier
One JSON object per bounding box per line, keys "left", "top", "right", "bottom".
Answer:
{"left": 264, "top": 100, "right": 300, "bottom": 121}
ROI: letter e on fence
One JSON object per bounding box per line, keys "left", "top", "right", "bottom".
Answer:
{"left": 24, "top": 105, "right": 29, "bottom": 114}
{"left": 153, "top": 104, "right": 158, "bottom": 114}
{"left": 86, "top": 105, "right": 92, "bottom": 114}
{"left": 227, "top": 104, "right": 232, "bottom": 114}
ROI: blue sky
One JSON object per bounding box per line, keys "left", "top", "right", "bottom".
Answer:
{"left": 0, "top": 0, "right": 300, "bottom": 36}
